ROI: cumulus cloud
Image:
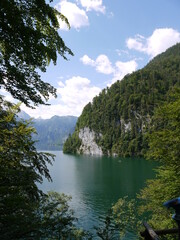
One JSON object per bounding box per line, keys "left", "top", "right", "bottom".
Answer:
{"left": 80, "top": 54, "right": 114, "bottom": 74}
{"left": 109, "top": 60, "right": 138, "bottom": 86}
{"left": 80, "top": 54, "right": 138, "bottom": 85}
{"left": 2, "top": 94, "right": 15, "bottom": 103}
{"left": 21, "top": 76, "right": 101, "bottom": 118}
{"left": 55, "top": 0, "right": 89, "bottom": 30}
{"left": 80, "top": 55, "right": 95, "bottom": 66}
{"left": 57, "top": 81, "right": 65, "bottom": 87}
{"left": 127, "top": 34, "right": 146, "bottom": 52}
{"left": 57, "top": 76, "right": 100, "bottom": 107}
{"left": 127, "top": 28, "right": 180, "bottom": 58}
{"left": 78, "top": 0, "right": 106, "bottom": 13}
{"left": 95, "top": 55, "right": 114, "bottom": 74}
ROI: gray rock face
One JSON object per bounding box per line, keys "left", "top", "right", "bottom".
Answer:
{"left": 78, "top": 127, "right": 103, "bottom": 156}
{"left": 120, "top": 118, "right": 131, "bottom": 132}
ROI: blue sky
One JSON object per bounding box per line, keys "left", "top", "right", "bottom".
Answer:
{"left": 3, "top": 0, "right": 180, "bottom": 118}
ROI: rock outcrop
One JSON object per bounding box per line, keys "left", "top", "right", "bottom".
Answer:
{"left": 78, "top": 127, "right": 103, "bottom": 156}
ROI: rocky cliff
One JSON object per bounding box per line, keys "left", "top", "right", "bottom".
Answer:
{"left": 78, "top": 127, "right": 103, "bottom": 155}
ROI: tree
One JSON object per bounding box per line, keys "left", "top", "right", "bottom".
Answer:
{"left": 0, "top": 99, "right": 54, "bottom": 239}
{"left": 112, "top": 197, "right": 141, "bottom": 239}
{"left": 95, "top": 210, "right": 119, "bottom": 240}
{"left": 0, "top": 99, "right": 93, "bottom": 239}
{"left": 36, "top": 191, "right": 93, "bottom": 239}
{"left": 0, "top": 0, "right": 73, "bottom": 107}
{"left": 138, "top": 87, "right": 180, "bottom": 229}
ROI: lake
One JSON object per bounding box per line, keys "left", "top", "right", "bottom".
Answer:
{"left": 40, "top": 151, "right": 157, "bottom": 239}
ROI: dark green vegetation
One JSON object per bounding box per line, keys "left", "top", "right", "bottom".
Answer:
{"left": 0, "top": 0, "right": 73, "bottom": 107}
{"left": 64, "top": 43, "right": 180, "bottom": 157}
{"left": 138, "top": 87, "right": 180, "bottom": 230}
{"left": 0, "top": 101, "right": 85, "bottom": 239}
{"left": 109, "top": 87, "right": 180, "bottom": 237}
{"left": 18, "top": 111, "right": 77, "bottom": 150}
{"left": 63, "top": 131, "right": 82, "bottom": 154}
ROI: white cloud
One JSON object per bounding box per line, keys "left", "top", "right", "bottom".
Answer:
{"left": 127, "top": 34, "right": 146, "bottom": 52}
{"left": 58, "top": 81, "right": 65, "bottom": 87}
{"left": 96, "top": 55, "right": 114, "bottom": 74}
{"left": 127, "top": 28, "right": 180, "bottom": 58}
{"left": 109, "top": 60, "right": 138, "bottom": 86}
{"left": 21, "top": 76, "right": 101, "bottom": 118}
{"left": 3, "top": 94, "right": 15, "bottom": 103}
{"left": 80, "top": 54, "right": 138, "bottom": 85}
{"left": 116, "top": 49, "right": 129, "bottom": 56}
{"left": 80, "top": 54, "right": 114, "bottom": 74}
{"left": 21, "top": 104, "right": 74, "bottom": 119}
{"left": 80, "top": 55, "right": 95, "bottom": 66}
{"left": 78, "top": 0, "right": 106, "bottom": 13}
{"left": 56, "top": 0, "right": 89, "bottom": 30}
{"left": 0, "top": 88, "right": 16, "bottom": 103}
{"left": 57, "top": 76, "right": 100, "bottom": 107}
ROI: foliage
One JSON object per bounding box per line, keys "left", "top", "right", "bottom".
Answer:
{"left": 37, "top": 191, "right": 92, "bottom": 240}
{"left": 95, "top": 197, "right": 142, "bottom": 240}
{"left": 37, "top": 192, "right": 75, "bottom": 239}
{"left": 0, "top": 99, "right": 54, "bottom": 239}
{"left": 0, "top": 0, "right": 73, "bottom": 107}
{"left": 138, "top": 87, "right": 180, "bottom": 230}
{"left": 112, "top": 196, "right": 141, "bottom": 239}
{"left": 63, "top": 131, "right": 82, "bottom": 154}
{"left": 95, "top": 210, "right": 119, "bottom": 240}
{"left": 64, "top": 43, "right": 180, "bottom": 157}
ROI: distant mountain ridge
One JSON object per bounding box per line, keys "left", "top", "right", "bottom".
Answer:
{"left": 63, "top": 43, "right": 180, "bottom": 157}
{"left": 18, "top": 112, "right": 78, "bottom": 150}
{"left": 17, "top": 111, "right": 31, "bottom": 120}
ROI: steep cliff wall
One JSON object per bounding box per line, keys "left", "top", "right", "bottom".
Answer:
{"left": 78, "top": 127, "right": 103, "bottom": 155}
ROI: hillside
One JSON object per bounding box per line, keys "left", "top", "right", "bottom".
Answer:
{"left": 63, "top": 43, "right": 180, "bottom": 157}
{"left": 18, "top": 112, "right": 78, "bottom": 150}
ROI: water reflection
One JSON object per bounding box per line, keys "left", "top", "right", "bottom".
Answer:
{"left": 40, "top": 151, "right": 157, "bottom": 235}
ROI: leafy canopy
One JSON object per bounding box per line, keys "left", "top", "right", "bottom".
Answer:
{"left": 138, "top": 87, "right": 180, "bottom": 229}
{"left": 0, "top": 99, "right": 54, "bottom": 239}
{"left": 0, "top": 0, "right": 73, "bottom": 107}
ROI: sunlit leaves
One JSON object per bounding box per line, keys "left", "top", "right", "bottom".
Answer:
{"left": 138, "top": 87, "right": 180, "bottom": 229}
{"left": 0, "top": 0, "right": 73, "bottom": 107}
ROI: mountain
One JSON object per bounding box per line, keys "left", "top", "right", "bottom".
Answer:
{"left": 33, "top": 115, "right": 77, "bottom": 150}
{"left": 63, "top": 43, "right": 180, "bottom": 157}
{"left": 18, "top": 112, "right": 78, "bottom": 150}
{"left": 17, "top": 110, "right": 31, "bottom": 120}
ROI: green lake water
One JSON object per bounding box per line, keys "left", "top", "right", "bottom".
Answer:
{"left": 40, "top": 151, "right": 157, "bottom": 239}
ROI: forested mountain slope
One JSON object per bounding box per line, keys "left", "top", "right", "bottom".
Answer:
{"left": 63, "top": 43, "right": 180, "bottom": 157}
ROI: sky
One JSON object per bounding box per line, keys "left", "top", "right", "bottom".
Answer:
{"left": 2, "top": 0, "right": 180, "bottom": 118}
